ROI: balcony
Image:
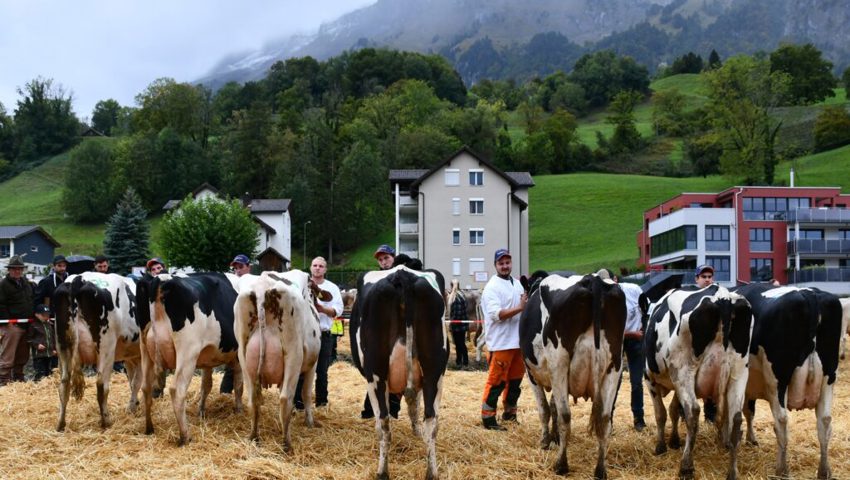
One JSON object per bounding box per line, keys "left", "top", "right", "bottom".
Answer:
{"left": 787, "top": 239, "right": 850, "bottom": 255}
{"left": 787, "top": 208, "right": 850, "bottom": 225}
{"left": 789, "top": 267, "right": 850, "bottom": 283}
{"left": 399, "top": 223, "right": 419, "bottom": 235}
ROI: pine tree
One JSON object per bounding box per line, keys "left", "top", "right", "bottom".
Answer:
{"left": 103, "top": 188, "right": 150, "bottom": 274}
{"left": 707, "top": 49, "right": 722, "bottom": 70}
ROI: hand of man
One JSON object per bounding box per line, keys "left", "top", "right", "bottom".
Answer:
{"left": 38, "top": 343, "right": 46, "bottom": 351}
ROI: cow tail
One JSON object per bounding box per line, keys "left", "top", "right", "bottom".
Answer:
{"left": 70, "top": 330, "right": 86, "bottom": 401}
{"left": 400, "top": 276, "right": 417, "bottom": 402}
{"left": 589, "top": 275, "right": 606, "bottom": 438}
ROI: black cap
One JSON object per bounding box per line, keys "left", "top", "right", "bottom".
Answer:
{"left": 53, "top": 255, "right": 67, "bottom": 265}
{"left": 34, "top": 304, "right": 50, "bottom": 314}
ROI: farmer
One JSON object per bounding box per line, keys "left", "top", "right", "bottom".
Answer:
{"left": 0, "top": 256, "right": 35, "bottom": 385}
{"left": 29, "top": 304, "right": 58, "bottom": 381}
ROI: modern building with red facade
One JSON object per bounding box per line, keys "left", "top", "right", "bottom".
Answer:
{"left": 636, "top": 185, "right": 850, "bottom": 294}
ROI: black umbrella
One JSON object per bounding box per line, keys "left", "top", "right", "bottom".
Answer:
{"left": 640, "top": 272, "right": 684, "bottom": 304}
{"left": 64, "top": 255, "right": 95, "bottom": 275}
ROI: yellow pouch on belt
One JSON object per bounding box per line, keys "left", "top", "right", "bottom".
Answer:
{"left": 330, "top": 318, "right": 344, "bottom": 335}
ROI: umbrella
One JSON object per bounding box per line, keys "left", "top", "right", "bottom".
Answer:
{"left": 640, "top": 271, "right": 684, "bottom": 303}
{"left": 65, "top": 255, "right": 95, "bottom": 275}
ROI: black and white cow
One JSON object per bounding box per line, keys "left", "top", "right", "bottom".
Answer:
{"left": 349, "top": 265, "right": 447, "bottom": 480}
{"left": 135, "top": 272, "right": 243, "bottom": 445}
{"left": 839, "top": 297, "right": 849, "bottom": 360}
{"left": 519, "top": 273, "right": 626, "bottom": 479}
{"left": 644, "top": 284, "right": 752, "bottom": 480}
{"left": 734, "top": 284, "right": 841, "bottom": 480}
{"left": 234, "top": 270, "right": 321, "bottom": 450}
{"left": 53, "top": 272, "right": 142, "bottom": 431}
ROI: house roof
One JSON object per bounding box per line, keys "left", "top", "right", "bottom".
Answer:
{"left": 389, "top": 146, "right": 534, "bottom": 190}
{"left": 249, "top": 199, "right": 291, "bottom": 213}
{"left": 257, "top": 247, "right": 289, "bottom": 263}
{"left": 252, "top": 216, "right": 277, "bottom": 234}
{"left": 0, "top": 225, "right": 61, "bottom": 247}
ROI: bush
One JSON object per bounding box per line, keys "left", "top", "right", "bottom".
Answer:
{"left": 813, "top": 106, "right": 850, "bottom": 151}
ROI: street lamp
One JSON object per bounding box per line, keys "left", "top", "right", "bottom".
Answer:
{"left": 303, "top": 220, "right": 311, "bottom": 269}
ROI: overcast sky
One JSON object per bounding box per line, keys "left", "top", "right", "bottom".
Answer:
{"left": 0, "top": 0, "right": 375, "bottom": 120}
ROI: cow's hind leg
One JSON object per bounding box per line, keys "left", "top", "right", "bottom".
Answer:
{"left": 279, "top": 364, "right": 302, "bottom": 452}
{"left": 170, "top": 354, "right": 200, "bottom": 446}
{"left": 743, "top": 399, "right": 758, "bottom": 445}
{"left": 551, "top": 377, "right": 571, "bottom": 475}
{"left": 767, "top": 394, "right": 790, "bottom": 478}
{"left": 56, "top": 347, "right": 73, "bottom": 432}
{"left": 421, "top": 373, "right": 443, "bottom": 480}
{"left": 300, "top": 363, "right": 318, "bottom": 428}
{"left": 124, "top": 357, "right": 141, "bottom": 413}
{"left": 197, "top": 368, "right": 212, "bottom": 418}
{"left": 816, "top": 382, "right": 834, "bottom": 480}
{"left": 530, "top": 380, "right": 554, "bottom": 449}
{"left": 140, "top": 338, "right": 157, "bottom": 435}
{"left": 676, "top": 391, "right": 700, "bottom": 480}
{"left": 647, "top": 380, "right": 668, "bottom": 455}
{"left": 405, "top": 389, "right": 421, "bottom": 437}
{"left": 669, "top": 393, "right": 682, "bottom": 449}
{"left": 96, "top": 348, "right": 117, "bottom": 429}
{"left": 592, "top": 367, "right": 621, "bottom": 480}
{"left": 368, "top": 380, "right": 392, "bottom": 480}
{"left": 232, "top": 362, "right": 244, "bottom": 413}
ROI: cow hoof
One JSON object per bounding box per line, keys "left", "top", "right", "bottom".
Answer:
{"left": 553, "top": 458, "right": 569, "bottom": 475}
{"left": 816, "top": 466, "right": 831, "bottom": 480}
{"left": 376, "top": 472, "right": 389, "bottom": 480}
{"left": 654, "top": 443, "right": 667, "bottom": 455}
{"left": 746, "top": 438, "right": 758, "bottom": 446}
{"left": 56, "top": 422, "right": 65, "bottom": 432}
{"left": 178, "top": 435, "right": 191, "bottom": 447}
{"left": 678, "top": 466, "right": 694, "bottom": 480}
{"left": 145, "top": 425, "right": 154, "bottom": 435}
{"left": 593, "top": 464, "right": 607, "bottom": 480}
{"left": 670, "top": 436, "right": 681, "bottom": 449}
{"left": 283, "top": 442, "right": 292, "bottom": 454}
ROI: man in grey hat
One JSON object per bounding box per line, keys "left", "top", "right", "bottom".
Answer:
{"left": 35, "top": 254, "right": 68, "bottom": 311}
{"left": 0, "top": 256, "right": 35, "bottom": 385}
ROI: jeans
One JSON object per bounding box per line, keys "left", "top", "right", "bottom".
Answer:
{"left": 32, "top": 356, "right": 58, "bottom": 381}
{"left": 296, "top": 331, "right": 333, "bottom": 405}
{"left": 623, "top": 338, "right": 644, "bottom": 421}
{"left": 451, "top": 329, "right": 469, "bottom": 366}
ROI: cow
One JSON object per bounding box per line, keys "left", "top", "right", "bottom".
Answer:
{"left": 734, "top": 284, "right": 842, "bottom": 480}
{"left": 53, "top": 272, "right": 142, "bottom": 431}
{"left": 349, "top": 265, "right": 447, "bottom": 480}
{"left": 134, "top": 272, "right": 244, "bottom": 445}
{"left": 234, "top": 270, "right": 322, "bottom": 450}
{"left": 644, "top": 284, "right": 753, "bottom": 480}
{"left": 519, "top": 272, "right": 626, "bottom": 479}
{"left": 840, "top": 297, "right": 850, "bottom": 360}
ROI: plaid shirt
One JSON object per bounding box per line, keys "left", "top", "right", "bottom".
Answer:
{"left": 450, "top": 293, "right": 468, "bottom": 332}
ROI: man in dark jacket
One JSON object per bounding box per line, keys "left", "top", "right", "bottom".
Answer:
{"left": 0, "top": 256, "right": 35, "bottom": 385}
{"left": 29, "top": 304, "right": 58, "bottom": 381}
{"left": 34, "top": 255, "right": 68, "bottom": 310}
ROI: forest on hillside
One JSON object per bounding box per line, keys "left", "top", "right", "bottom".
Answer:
{"left": 1, "top": 43, "right": 849, "bottom": 259}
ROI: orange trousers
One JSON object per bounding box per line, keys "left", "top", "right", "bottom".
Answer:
{"left": 480, "top": 348, "right": 524, "bottom": 418}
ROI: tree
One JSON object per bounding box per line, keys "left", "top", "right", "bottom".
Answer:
{"left": 706, "top": 55, "right": 790, "bottom": 184}
{"left": 842, "top": 66, "right": 850, "bottom": 92}
{"left": 707, "top": 49, "right": 722, "bottom": 70}
{"left": 0, "top": 102, "right": 14, "bottom": 165}
{"left": 133, "top": 78, "right": 207, "bottom": 143}
{"left": 542, "top": 109, "right": 580, "bottom": 172}
{"left": 652, "top": 88, "right": 688, "bottom": 136}
{"left": 14, "top": 77, "right": 79, "bottom": 162}
{"left": 813, "top": 106, "right": 850, "bottom": 151}
{"left": 606, "top": 90, "right": 645, "bottom": 153}
{"left": 62, "top": 138, "right": 120, "bottom": 222}
{"left": 159, "top": 196, "right": 258, "bottom": 272}
{"left": 569, "top": 50, "right": 650, "bottom": 108}
{"left": 670, "top": 52, "right": 704, "bottom": 74}
{"left": 769, "top": 43, "right": 836, "bottom": 105}
{"left": 103, "top": 188, "right": 150, "bottom": 274}
{"left": 220, "top": 102, "right": 275, "bottom": 198}
{"left": 686, "top": 132, "right": 723, "bottom": 177}
{"left": 91, "top": 99, "right": 121, "bottom": 135}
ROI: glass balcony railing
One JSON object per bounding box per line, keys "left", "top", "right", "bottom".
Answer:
{"left": 789, "top": 267, "right": 850, "bottom": 283}
{"left": 787, "top": 239, "right": 850, "bottom": 255}
{"left": 398, "top": 223, "right": 419, "bottom": 234}
{"left": 786, "top": 208, "right": 850, "bottom": 224}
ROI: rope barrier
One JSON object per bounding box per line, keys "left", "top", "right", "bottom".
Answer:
{"left": 0, "top": 318, "right": 34, "bottom": 324}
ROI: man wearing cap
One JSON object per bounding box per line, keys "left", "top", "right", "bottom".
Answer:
{"left": 29, "top": 304, "right": 58, "bottom": 381}
{"left": 695, "top": 264, "right": 715, "bottom": 288}
{"left": 479, "top": 248, "right": 527, "bottom": 430}
{"left": 220, "top": 254, "right": 251, "bottom": 394}
{"left": 94, "top": 255, "right": 110, "bottom": 273}
{"left": 147, "top": 258, "right": 165, "bottom": 275}
{"left": 374, "top": 244, "right": 395, "bottom": 270}
{"left": 295, "top": 256, "right": 343, "bottom": 409}
{"left": 0, "top": 256, "right": 35, "bottom": 385}
{"left": 35, "top": 255, "right": 68, "bottom": 310}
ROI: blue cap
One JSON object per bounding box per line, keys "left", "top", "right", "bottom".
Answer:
{"left": 230, "top": 254, "right": 250, "bottom": 266}
{"left": 373, "top": 244, "right": 396, "bottom": 258}
{"left": 34, "top": 304, "right": 50, "bottom": 314}
{"left": 494, "top": 248, "right": 511, "bottom": 263}
{"left": 695, "top": 264, "right": 714, "bottom": 277}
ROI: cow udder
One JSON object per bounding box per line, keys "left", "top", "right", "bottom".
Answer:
{"left": 388, "top": 340, "right": 422, "bottom": 394}
{"left": 244, "top": 329, "right": 284, "bottom": 387}
{"left": 76, "top": 322, "right": 98, "bottom": 366}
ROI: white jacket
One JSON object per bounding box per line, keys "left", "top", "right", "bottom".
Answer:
{"left": 481, "top": 275, "right": 524, "bottom": 351}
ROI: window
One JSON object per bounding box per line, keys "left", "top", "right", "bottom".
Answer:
{"left": 469, "top": 170, "right": 483, "bottom": 186}
{"left": 798, "top": 229, "right": 824, "bottom": 240}
{"left": 743, "top": 196, "right": 809, "bottom": 220}
{"left": 469, "top": 199, "right": 484, "bottom": 215}
{"left": 750, "top": 258, "right": 773, "bottom": 282}
{"left": 0, "top": 244, "right": 9, "bottom": 257}
{"left": 30, "top": 245, "right": 38, "bottom": 253}
{"left": 706, "top": 256, "right": 730, "bottom": 282}
{"left": 705, "top": 225, "right": 730, "bottom": 251}
{"left": 749, "top": 228, "right": 772, "bottom": 252}
{"left": 452, "top": 229, "right": 460, "bottom": 245}
{"left": 444, "top": 169, "right": 459, "bottom": 186}
{"left": 452, "top": 258, "right": 461, "bottom": 276}
{"left": 469, "top": 258, "right": 485, "bottom": 275}
{"left": 650, "top": 225, "right": 697, "bottom": 257}
{"left": 469, "top": 228, "right": 484, "bottom": 245}
{"left": 452, "top": 198, "right": 460, "bottom": 215}
{"left": 840, "top": 230, "right": 850, "bottom": 240}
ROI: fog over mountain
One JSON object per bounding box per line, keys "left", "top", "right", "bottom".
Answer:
{"left": 198, "top": 0, "right": 850, "bottom": 89}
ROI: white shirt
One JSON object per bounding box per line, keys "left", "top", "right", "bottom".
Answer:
{"left": 313, "top": 278, "right": 343, "bottom": 332}
{"left": 481, "top": 274, "right": 524, "bottom": 351}
{"left": 620, "top": 282, "right": 644, "bottom": 333}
